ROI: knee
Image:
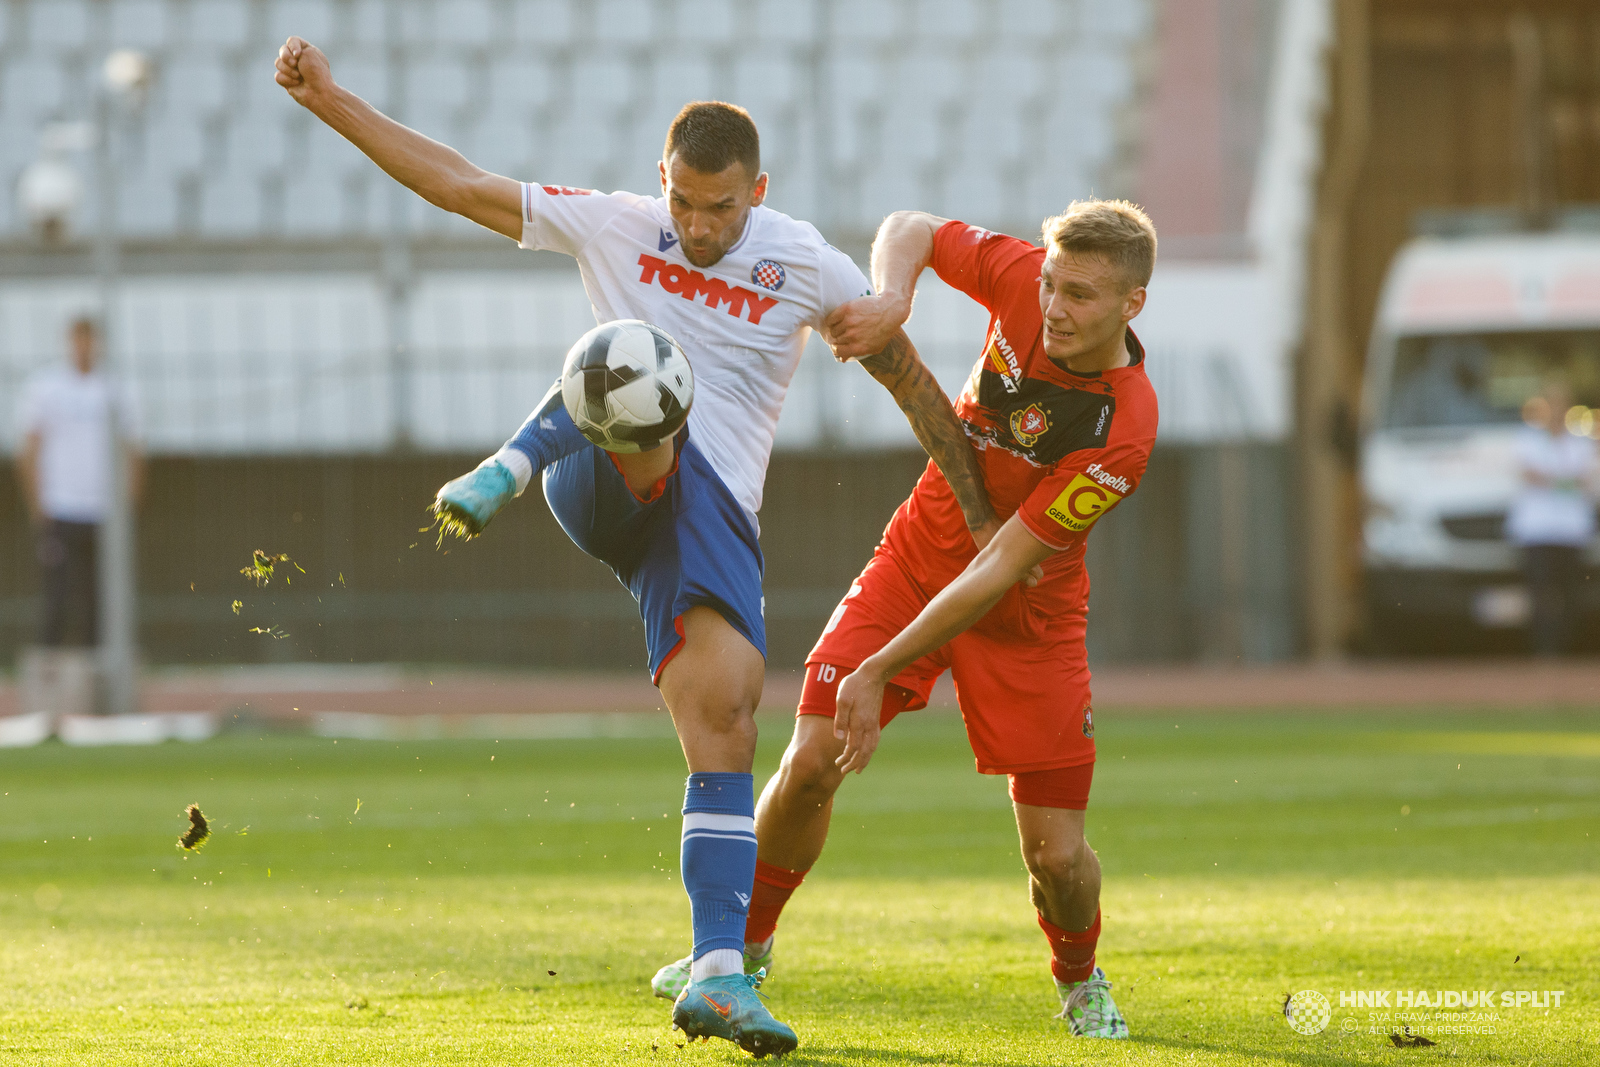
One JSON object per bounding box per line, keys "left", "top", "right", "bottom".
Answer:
{"left": 1023, "top": 835, "right": 1089, "bottom": 891}
{"left": 688, "top": 694, "right": 759, "bottom": 743}
{"left": 777, "top": 729, "right": 845, "bottom": 797}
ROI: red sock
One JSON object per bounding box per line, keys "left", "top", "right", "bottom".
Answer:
{"left": 744, "top": 859, "right": 808, "bottom": 943}
{"left": 1038, "top": 909, "right": 1101, "bottom": 985}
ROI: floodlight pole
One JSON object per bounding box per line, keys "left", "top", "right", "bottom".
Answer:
{"left": 92, "top": 76, "right": 139, "bottom": 717}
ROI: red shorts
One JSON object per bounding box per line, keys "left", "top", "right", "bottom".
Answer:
{"left": 800, "top": 549, "right": 1097, "bottom": 784}
{"left": 799, "top": 663, "right": 1094, "bottom": 808}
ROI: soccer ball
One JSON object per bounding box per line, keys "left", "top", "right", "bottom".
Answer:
{"left": 561, "top": 320, "right": 694, "bottom": 453}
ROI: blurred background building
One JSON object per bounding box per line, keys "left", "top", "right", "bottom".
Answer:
{"left": 0, "top": 0, "right": 1596, "bottom": 674}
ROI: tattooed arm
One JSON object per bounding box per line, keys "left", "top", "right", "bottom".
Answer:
{"left": 859, "top": 329, "right": 996, "bottom": 538}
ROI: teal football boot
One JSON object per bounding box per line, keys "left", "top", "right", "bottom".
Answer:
{"left": 651, "top": 937, "right": 772, "bottom": 1001}
{"left": 1055, "top": 966, "right": 1130, "bottom": 1038}
{"left": 672, "top": 971, "right": 797, "bottom": 1058}
{"left": 431, "top": 459, "right": 517, "bottom": 539}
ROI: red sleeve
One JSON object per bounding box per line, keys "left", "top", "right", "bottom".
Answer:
{"left": 930, "top": 220, "right": 1042, "bottom": 313}
{"left": 1014, "top": 444, "right": 1150, "bottom": 551}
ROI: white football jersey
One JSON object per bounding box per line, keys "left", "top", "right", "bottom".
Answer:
{"left": 16, "top": 364, "right": 141, "bottom": 523}
{"left": 520, "top": 182, "right": 871, "bottom": 515}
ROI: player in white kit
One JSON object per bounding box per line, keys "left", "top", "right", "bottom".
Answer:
{"left": 276, "top": 36, "right": 996, "bottom": 1055}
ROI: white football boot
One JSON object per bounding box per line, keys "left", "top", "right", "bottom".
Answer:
{"left": 651, "top": 936, "right": 773, "bottom": 1001}
{"left": 1055, "top": 966, "right": 1130, "bottom": 1038}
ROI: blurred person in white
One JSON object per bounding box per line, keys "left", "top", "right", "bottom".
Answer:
{"left": 14, "top": 317, "right": 143, "bottom": 715}
{"left": 1508, "top": 379, "right": 1597, "bottom": 657}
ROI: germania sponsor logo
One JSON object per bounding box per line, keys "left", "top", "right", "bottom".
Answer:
{"left": 984, "top": 322, "right": 1023, "bottom": 393}
{"left": 541, "top": 184, "right": 591, "bottom": 196}
{"left": 1010, "top": 403, "right": 1049, "bottom": 447}
{"left": 1084, "top": 463, "right": 1132, "bottom": 494}
{"left": 1045, "top": 473, "right": 1123, "bottom": 532}
{"left": 636, "top": 253, "right": 781, "bottom": 325}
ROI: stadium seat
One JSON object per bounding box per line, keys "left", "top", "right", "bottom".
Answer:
{"left": 111, "top": 0, "right": 172, "bottom": 50}
{"left": 28, "top": 0, "right": 91, "bottom": 49}
{"left": 511, "top": 0, "right": 578, "bottom": 47}
{"left": 186, "top": 0, "right": 251, "bottom": 48}
{"left": 0, "top": 0, "right": 1145, "bottom": 454}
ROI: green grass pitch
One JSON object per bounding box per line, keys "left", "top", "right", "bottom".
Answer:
{"left": 2, "top": 704, "right": 1597, "bottom": 1065}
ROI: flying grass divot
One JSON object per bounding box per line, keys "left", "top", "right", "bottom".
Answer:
{"left": 238, "top": 550, "right": 304, "bottom": 587}
{"left": 237, "top": 551, "right": 303, "bottom": 637}
{"left": 177, "top": 804, "right": 210, "bottom": 852}
{"left": 426, "top": 500, "right": 481, "bottom": 545}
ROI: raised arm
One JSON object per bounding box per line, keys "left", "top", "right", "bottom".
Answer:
{"left": 858, "top": 329, "right": 995, "bottom": 538}
{"left": 832, "top": 516, "right": 1054, "bottom": 772}
{"left": 274, "top": 37, "right": 522, "bottom": 241}
{"left": 828, "top": 212, "right": 1013, "bottom": 545}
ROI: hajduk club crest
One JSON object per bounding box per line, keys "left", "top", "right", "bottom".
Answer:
{"left": 1010, "top": 403, "right": 1049, "bottom": 447}
{"left": 751, "top": 259, "right": 786, "bottom": 291}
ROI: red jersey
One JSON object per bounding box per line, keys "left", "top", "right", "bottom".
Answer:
{"left": 881, "top": 221, "right": 1159, "bottom": 638}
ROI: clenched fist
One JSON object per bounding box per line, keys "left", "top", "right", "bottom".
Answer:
{"left": 823, "top": 293, "right": 913, "bottom": 362}
{"left": 274, "top": 36, "right": 334, "bottom": 107}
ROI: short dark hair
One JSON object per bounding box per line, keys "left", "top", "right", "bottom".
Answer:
{"left": 664, "top": 101, "right": 760, "bottom": 180}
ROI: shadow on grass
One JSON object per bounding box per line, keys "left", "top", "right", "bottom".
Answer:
{"left": 783, "top": 1049, "right": 1038, "bottom": 1067}
{"left": 1130, "top": 1033, "right": 1381, "bottom": 1067}
{"left": 785, "top": 1035, "right": 1381, "bottom": 1066}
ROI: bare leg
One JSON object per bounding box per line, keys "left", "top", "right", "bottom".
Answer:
{"left": 655, "top": 606, "right": 766, "bottom": 985}
{"left": 1014, "top": 803, "right": 1101, "bottom": 930}
{"left": 657, "top": 605, "right": 765, "bottom": 772}
{"left": 754, "top": 715, "right": 848, "bottom": 870}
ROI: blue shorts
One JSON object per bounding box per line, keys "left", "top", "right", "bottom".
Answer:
{"left": 540, "top": 430, "right": 766, "bottom": 683}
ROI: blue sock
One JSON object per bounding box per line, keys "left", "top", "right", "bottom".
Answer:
{"left": 680, "top": 772, "right": 757, "bottom": 962}
{"left": 504, "top": 382, "right": 590, "bottom": 475}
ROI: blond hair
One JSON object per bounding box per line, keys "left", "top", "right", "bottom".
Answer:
{"left": 1040, "top": 199, "right": 1157, "bottom": 290}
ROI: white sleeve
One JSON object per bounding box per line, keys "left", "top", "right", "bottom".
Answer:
{"left": 812, "top": 244, "right": 873, "bottom": 329}
{"left": 517, "top": 183, "right": 643, "bottom": 256}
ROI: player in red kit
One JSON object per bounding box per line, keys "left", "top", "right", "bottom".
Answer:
{"left": 652, "top": 199, "right": 1158, "bottom": 1038}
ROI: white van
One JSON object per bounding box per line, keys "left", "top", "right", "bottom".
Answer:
{"left": 1361, "top": 226, "right": 1600, "bottom": 646}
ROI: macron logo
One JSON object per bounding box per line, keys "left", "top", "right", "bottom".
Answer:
{"left": 658, "top": 228, "right": 679, "bottom": 252}
{"left": 734, "top": 891, "right": 750, "bottom": 906}
{"left": 636, "top": 253, "right": 780, "bottom": 325}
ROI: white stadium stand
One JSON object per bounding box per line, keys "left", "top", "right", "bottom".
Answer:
{"left": 0, "top": 0, "right": 1151, "bottom": 455}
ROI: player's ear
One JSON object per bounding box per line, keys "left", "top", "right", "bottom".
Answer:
{"left": 750, "top": 171, "right": 768, "bottom": 208}
{"left": 1123, "top": 285, "right": 1147, "bottom": 321}
{"left": 658, "top": 159, "right": 669, "bottom": 194}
